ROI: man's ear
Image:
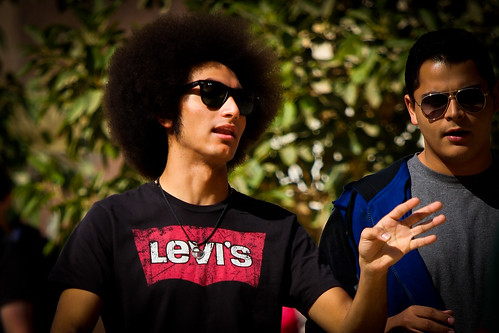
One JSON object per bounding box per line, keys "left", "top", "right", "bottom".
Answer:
{"left": 404, "top": 94, "right": 419, "bottom": 126}
{"left": 158, "top": 118, "right": 173, "bottom": 129}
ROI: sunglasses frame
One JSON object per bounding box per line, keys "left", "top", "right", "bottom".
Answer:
{"left": 415, "top": 87, "right": 488, "bottom": 121}
{"left": 184, "top": 80, "right": 255, "bottom": 116}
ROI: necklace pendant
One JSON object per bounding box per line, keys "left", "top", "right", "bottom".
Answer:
{"left": 190, "top": 242, "right": 205, "bottom": 259}
{"left": 192, "top": 247, "right": 205, "bottom": 259}
{"left": 191, "top": 246, "right": 205, "bottom": 259}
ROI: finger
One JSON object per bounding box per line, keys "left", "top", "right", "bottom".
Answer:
{"left": 408, "top": 308, "right": 455, "bottom": 332}
{"left": 409, "top": 234, "right": 438, "bottom": 251}
{"left": 385, "top": 197, "right": 421, "bottom": 222}
{"left": 410, "top": 214, "right": 446, "bottom": 237}
{"left": 409, "top": 215, "right": 446, "bottom": 251}
{"left": 401, "top": 200, "right": 443, "bottom": 228}
{"left": 390, "top": 306, "right": 455, "bottom": 333}
{"left": 414, "top": 306, "right": 455, "bottom": 326}
{"left": 412, "top": 319, "right": 455, "bottom": 333}
{"left": 362, "top": 225, "right": 391, "bottom": 243}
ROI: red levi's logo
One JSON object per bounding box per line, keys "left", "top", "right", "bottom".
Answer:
{"left": 133, "top": 226, "right": 266, "bottom": 287}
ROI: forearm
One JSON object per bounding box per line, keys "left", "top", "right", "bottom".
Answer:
{"left": 50, "top": 289, "right": 102, "bottom": 333}
{"left": 308, "top": 268, "right": 388, "bottom": 333}
{"left": 339, "top": 268, "right": 388, "bottom": 333}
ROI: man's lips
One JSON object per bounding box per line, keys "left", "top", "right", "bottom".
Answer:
{"left": 444, "top": 129, "right": 469, "bottom": 137}
{"left": 444, "top": 128, "right": 470, "bottom": 143}
{"left": 213, "top": 125, "right": 236, "bottom": 138}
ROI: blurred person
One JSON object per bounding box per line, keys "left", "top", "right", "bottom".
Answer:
{"left": 308, "top": 28, "right": 498, "bottom": 333}
{"left": 0, "top": 165, "right": 54, "bottom": 333}
{"left": 49, "top": 11, "right": 446, "bottom": 333}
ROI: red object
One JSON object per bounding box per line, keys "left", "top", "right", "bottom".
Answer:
{"left": 281, "top": 307, "right": 299, "bottom": 333}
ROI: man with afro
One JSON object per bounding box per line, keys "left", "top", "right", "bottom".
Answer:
{"left": 49, "top": 11, "right": 446, "bottom": 333}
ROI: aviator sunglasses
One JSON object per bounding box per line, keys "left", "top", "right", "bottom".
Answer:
{"left": 184, "top": 80, "right": 256, "bottom": 116}
{"left": 415, "top": 87, "right": 488, "bottom": 121}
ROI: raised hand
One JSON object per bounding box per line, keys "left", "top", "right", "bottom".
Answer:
{"left": 358, "top": 198, "right": 445, "bottom": 273}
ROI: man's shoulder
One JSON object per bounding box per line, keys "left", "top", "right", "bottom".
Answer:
{"left": 99, "top": 181, "right": 154, "bottom": 204}
{"left": 231, "top": 190, "right": 296, "bottom": 220}
{"left": 89, "top": 182, "right": 157, "bottom": 218}
{"left": 346, "top": 155, "right": 412, "bottom": 202}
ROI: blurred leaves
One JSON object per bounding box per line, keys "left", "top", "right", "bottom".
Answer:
{"left": 1, "top": 0, "right": 143, "bottom": 246}
{"left": 0, "top": 0, "right": 498, "bottom": 247}
{"left": 190, "top": 0, "right": 499, "bottom": 238}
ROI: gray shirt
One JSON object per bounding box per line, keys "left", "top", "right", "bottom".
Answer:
{"left": 408, "top": 153, "right": 499, "bottom": 333}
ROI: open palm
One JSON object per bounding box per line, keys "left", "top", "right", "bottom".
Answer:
{"left": 358, "top": 198, "right": 445, "bottom": 272}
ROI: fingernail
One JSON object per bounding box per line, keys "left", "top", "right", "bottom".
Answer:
{"left": 381, "top": 233, "right": 390, "bottom": 240}
{"left": 448, "top": 317, "right": 455, "bottom": 325}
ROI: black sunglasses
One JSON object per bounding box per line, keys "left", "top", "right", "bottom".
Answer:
{"left": 415, "top": 87, "right": 488, "bottom": 121}
{"left": 184, "top": 80, "right": 255, "bottom": 116}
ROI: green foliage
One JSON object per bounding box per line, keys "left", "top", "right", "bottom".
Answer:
{"left": 1, "top": 0, "right": 144, "bottom": 246}
{"left": 188, "top": 0, "right": 499, "bottom": 238}
{"left": 0, "top": 73, "right": 27, "bottom": 169}
{"left": 0, "top": 0, "right": 498, "bottom": 247}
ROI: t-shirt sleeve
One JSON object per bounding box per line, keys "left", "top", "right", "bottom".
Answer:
{"left": 286, "top": 219, "right": 341, "bottom": 315}
{"left": 318, "top": 204, "right": 359, "bottom": 298}
{"left": 49, "top": 202, "right": 114, "bottom": 297}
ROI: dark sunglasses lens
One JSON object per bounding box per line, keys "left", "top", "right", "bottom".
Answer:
{"left": 421, "top": 94, "right": 448, "bottom": 119}
{"left": 232, "top": 90, "right": 255, "bottom": 116}
{"left": 200, "top": 81, "right": 228, "bottom": 109}
{"left": 456, "top": 89, "right": 485, "bottom": 113}
{"left": 197, "top": 81, "right": 254, "bottom": 115}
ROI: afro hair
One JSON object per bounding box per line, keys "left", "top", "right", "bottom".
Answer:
{"left": 104, "top": 11, "right": 283, "bottom": 179}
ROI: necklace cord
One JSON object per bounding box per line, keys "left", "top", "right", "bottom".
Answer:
{"left": 156, "top": 178, "right": 230, "bottom": 247}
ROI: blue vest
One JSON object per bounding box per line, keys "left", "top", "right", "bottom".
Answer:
{"left": 335, "top": 156, "right": 445, "bottom": 316}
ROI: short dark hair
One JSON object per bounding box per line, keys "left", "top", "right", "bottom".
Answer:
{"left": 104, "top": 11, "right": 282, "bottom": 179}
{"left": 405, "top": 28, "right": 496, "bottom": 101}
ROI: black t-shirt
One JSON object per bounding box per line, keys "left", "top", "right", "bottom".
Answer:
{"left": 50, "top": 182, "right": 339, "bottom": 332}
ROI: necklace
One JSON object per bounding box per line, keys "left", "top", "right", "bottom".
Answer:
{"left": 156, "top": 178, "right": 231, "bottom": 259}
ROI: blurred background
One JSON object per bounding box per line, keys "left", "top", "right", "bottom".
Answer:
{"left": 1, "top": 0, "right": 498, "bottom": 252}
